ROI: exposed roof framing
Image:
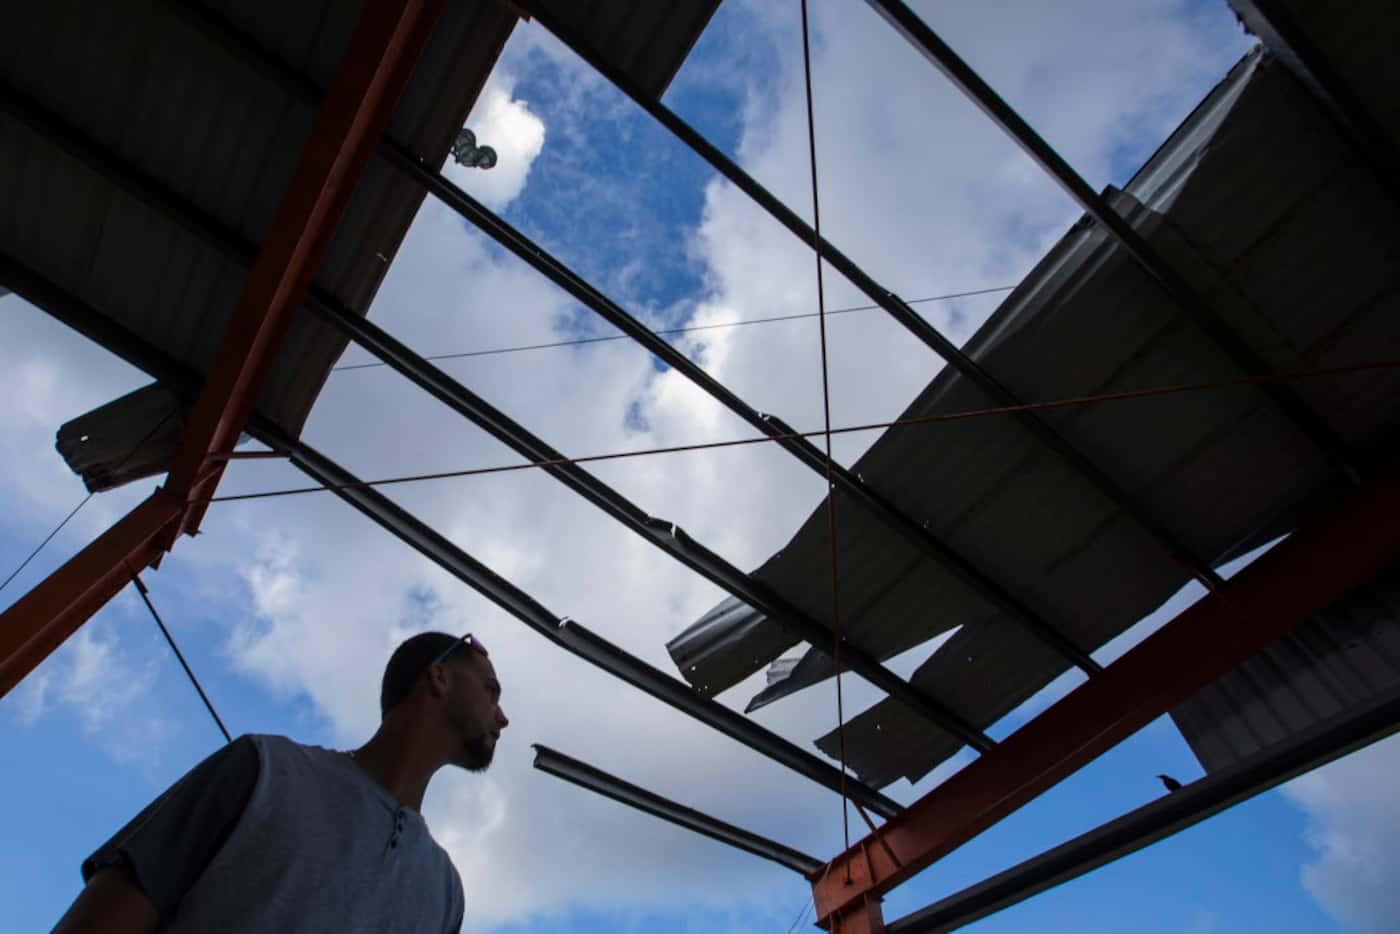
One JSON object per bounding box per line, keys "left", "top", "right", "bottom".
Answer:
{"left": 517, "top": 0, "right": 1113, "bottom": 681}
{"left": 691, "top": 44, "right": 1400, "bottom": 792}
{"left": 522, "top": 0, "right": 1301, "bottom": 587}
{"left": 0, "top": 243, "right": 903, "bottom": 821}
{"left": 159, "top": 0, "right": 449, "bottom": 544}
{"left": 0, "top": 43, "right": 991, "bottom": 753}
{"left": 49, "top": 0, "right": 1009, "bottom": 751}
{"left": 0, "top": 0, "right": 514, "bottom": 455}
{"left": 310, "top": 296, "right": 994, "bottom": 753}
{"left": 0, "top": 0, "right": 453, "bottom": 691}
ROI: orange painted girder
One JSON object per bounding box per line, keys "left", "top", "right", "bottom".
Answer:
{"left": 162, "top": 0, "right": 446, "bottom": 544}
{"left": 0, "top": 491, "right": 181, "bottom": 697}
{"left": 0, "top": 0, "right": 445, "bottom": 698}
{"left": 812, "top": 460, "right": 1400, "bottom": 925}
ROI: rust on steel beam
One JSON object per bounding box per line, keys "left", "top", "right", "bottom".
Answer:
{"left": 0, "top": 491, "right": 182, "bottom": 697}
{"left": 811, "top": 460, "right": 1400, "bottom": 926}
{"left": 830, "top": 895, "right": 887, "bottom": 934}
{"left": 160, "top": 0, "right": 444, "bottom": 545}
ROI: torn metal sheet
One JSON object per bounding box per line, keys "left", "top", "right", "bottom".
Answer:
{"left": 672, "top": 49, "right": 1400, "bottom": 788}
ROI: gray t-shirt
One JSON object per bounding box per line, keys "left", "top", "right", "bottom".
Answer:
{"left": 83, "top": 734, "right": 465, "bottom": 933}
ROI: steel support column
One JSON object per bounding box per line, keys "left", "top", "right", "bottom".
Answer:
{"left": 0, "top": 491, "right": 181, "bottom": 696}
{"left": 162, "top": 0, "right": 445, "bottom": 543}
{"left": 810, "top": 458, "right": 1400, "bottom": 925}
{"left": 865, "top": 0, "right": 1358, "bottom": 485}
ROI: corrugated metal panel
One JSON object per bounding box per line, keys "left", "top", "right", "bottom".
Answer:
{"left": 670, "top": 49, "right": 1400, "bottom": 789}
{"left": 1172, "top": 562, "right": 1400, "bottom": 773}
{"left": 0, "top": 0, "right": 515, "bottom": 470}
{"left": 526, "top": 0, "right": 722, "bottom": 99}
{"left": 57, "top": 384, "right": 184, "bottom": 493}
{"left": 1230, "top": 0, "right": 1400, "bottom": 150}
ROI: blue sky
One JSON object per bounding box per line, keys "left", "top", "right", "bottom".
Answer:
{"left": 2, "top": 2, "right": 1396, "bottom": 932}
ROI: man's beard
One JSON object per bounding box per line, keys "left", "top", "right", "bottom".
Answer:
{"left": 461, "top": 732, "right": 495, "bottom": 772}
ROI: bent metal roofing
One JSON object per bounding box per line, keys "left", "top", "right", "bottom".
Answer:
{"left": 668, "top": 47, "right": 1400, "bottom": 790}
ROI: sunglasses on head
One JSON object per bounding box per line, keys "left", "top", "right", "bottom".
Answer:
{"left": 432, "top": 633, "right": 488, "bottom": 666}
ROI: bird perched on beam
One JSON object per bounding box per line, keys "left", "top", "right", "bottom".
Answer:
{"left": 1156, "top": 773, "right": 1183, "bottom": 792}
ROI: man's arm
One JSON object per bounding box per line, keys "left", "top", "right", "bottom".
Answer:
{"left": 52, "top": 866, "right": 159, "bottom": 934}
{"left": 52, "top": 736, "right": 259, "bottom": 931}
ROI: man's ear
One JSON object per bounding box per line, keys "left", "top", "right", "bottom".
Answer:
{"left": 424, "top": 662, "right": 451, "bottom": 699}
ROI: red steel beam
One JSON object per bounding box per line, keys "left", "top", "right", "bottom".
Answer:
{"left": 812, "top": 459, "right": 1400, "bottom": 927}
{"left": 0, "top": 491, "right": 181, "bottom": 697}
{"left": 0, "top": 0, "right": 443, "bottom": 696}
{"left": 161, "top": 0, "right": 445, "bottom": 545}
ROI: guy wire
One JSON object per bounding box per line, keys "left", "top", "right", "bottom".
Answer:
{"left": 0, "top": 410, "right": 175, "bottom": 596}
{"left": 799, "top": 0, "right": 853, "bottom": 873}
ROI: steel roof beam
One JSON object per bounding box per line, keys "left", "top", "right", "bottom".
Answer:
{"left": 533, "top": 744, "right": 825, "bottom": 876}
{"left": 0, "top": 249, "right": 903, "bottom": 820}
{"left": 885, "top": 682, "right": 1400, "bottom": 933}
{"left": 810, "top": 456, "right": 1400, "bottom": 927}
{"left": 166, "top": 0, "right": 1100, "bottom": 681}
{"left": 866, "top": 0, "right": 1359, "bottom": 488}
{"left": 254, "top": 423, "right": 905, "bottom": 820}
{"left": 159, "top": 0, "right": 446, "bottom": 545}
{"left": 0, "top": 71, "right": 995, "bottom": 752}
{"left": 0, "top": 492, "right": 179, "bottom": 697}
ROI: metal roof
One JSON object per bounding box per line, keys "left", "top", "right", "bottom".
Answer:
{"left": 668, "top": 48, "right": 1400, "bottom": 789}
{"left": 1229, "top": 0, "right": 1400, "bottom": 152}
{"left": 524, "top": 0, "right": 722, "bottom": 100}
{"left": 0, "top": 0, "right": 515, "bottom": 486}
{"left": 1172, "top": 563, "right": 1400, "bottom": 773}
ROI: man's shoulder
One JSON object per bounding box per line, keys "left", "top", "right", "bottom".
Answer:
{"left": 236, "top": 733, "right": 319, "bottom": 757}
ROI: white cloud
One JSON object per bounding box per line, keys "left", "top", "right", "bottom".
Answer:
{"left": 7, "top": 613, "right": 168, "bottom": 763}
{"left": 444, "top": 73, "right": 546, "bottom": 211}
{"left": 12, "top": 669, "right": 52, "bottom": 725}
{"left": 1282, "top": 734, "right": 1400, "bottom": 933}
